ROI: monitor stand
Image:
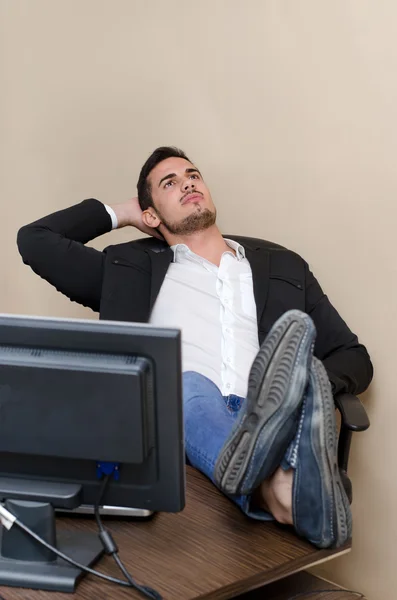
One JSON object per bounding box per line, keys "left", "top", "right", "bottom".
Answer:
{"left": 0, "top": 479, "right": 104, "bottom": 593}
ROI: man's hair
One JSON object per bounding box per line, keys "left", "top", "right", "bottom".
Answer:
{"left": 137, "top": 146, "right": 191, "bottom": 211}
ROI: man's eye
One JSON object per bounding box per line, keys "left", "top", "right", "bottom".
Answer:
{"left": 164, "top": 180, "right": 175, "bottom": 188}
{"left": 190, "top": 174, "right": 199, "bottom": 180}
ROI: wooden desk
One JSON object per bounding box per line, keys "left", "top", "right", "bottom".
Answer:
{"left": 1, "top": 467, "right": 350, "bottom": 600}
{"left": 239, "top": 572, "right": 363, "bottom": 599}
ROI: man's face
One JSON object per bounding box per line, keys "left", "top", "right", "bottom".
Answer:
{"left": 146, "top": 157, "right": 216, "bottom": 235}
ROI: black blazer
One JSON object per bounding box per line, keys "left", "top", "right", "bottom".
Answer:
{"left": 17, "top": 198, "right": 373, "bottom": 396}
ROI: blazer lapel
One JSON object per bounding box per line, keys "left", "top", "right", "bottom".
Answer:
{"left": 148, "top": 248, "right": 174, "bottom": 311}
{"left": 244, "top": 245, "right": 271, "bottom": 326}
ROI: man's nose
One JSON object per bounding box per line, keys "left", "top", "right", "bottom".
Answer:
{"left": 182, "top": 179, "right": 195, "bottom": 191}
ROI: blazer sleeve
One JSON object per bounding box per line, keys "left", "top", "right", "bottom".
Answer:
{"left": 17, "top": 198, "right": 111, "bottom": 312}
{"left": 304, "top": 262, "right": 373, "bottom": 396}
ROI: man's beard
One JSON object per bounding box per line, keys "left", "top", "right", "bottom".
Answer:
{"left": 158, "top": 206, "right": 216, "bottom": 236}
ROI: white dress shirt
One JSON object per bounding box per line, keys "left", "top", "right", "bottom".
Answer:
{"left": 105, "top": 205, "right": 259, "bottom": 398}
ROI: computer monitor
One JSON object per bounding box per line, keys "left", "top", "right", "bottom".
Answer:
{"left": 0, "top": 314, "right": 185, "bottom": 592}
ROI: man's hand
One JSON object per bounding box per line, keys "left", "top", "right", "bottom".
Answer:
{"left": 110, "top": 197, "right": 163, "bottom": 240}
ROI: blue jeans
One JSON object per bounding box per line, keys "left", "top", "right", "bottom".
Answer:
{"left": 183, "top": 370, "right": 273, "bottom": 520}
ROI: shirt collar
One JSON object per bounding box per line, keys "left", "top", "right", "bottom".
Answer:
{"left": 170, "top": 244, "right": 189, "bottom": 263}
{"left": 224, "top": 238, "right": 246, "bottom": 260}
{"left": 170, "top": 239, "right": 245, "bottom": 263}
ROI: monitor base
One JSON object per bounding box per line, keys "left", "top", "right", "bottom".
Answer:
{"left": 0, "top": 497, "right": 104, "bottom": 593}
{"left": 0, "top": 528, "right": 104, "bottom": 593}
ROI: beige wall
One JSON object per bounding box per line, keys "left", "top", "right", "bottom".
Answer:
{"left": 1, "top": 0, "right": 396, "bottom": 596}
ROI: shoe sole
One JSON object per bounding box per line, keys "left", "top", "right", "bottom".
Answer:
{"left": 312, "top": 357, "right": 352, "bottom": 548}
{"left": 214, "top": 311, "right": 315, "bottom": 496}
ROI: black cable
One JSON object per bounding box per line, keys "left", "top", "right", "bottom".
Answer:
{"left": 94, "top": 473, "right": 163, "bottom": 600}
{"left": 94, "top": 473, "right": 110, "bottom": 533}
{"left": 286, "top": 589, "right": 365, "bottom": 599}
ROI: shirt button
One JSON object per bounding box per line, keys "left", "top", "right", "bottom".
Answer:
{"left": 226, "top": 383, "right": 231, "bottom": 389}
{"left": 227, "top": 357, "right": 231, "bottom": 363}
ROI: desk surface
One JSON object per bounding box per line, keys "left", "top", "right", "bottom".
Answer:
{"left": 1, "top": 467, "right": 350, "bottom": 600}
{"left": 239, "top": 571, "right": 363, "bottom": 599}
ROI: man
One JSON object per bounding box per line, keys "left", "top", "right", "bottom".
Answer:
{"left": 17, "top": 146, "right": 373, "bottom": 548}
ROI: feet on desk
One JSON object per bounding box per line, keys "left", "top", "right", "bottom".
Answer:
{"left": 215, "top": 319, "right": 352, "bottom": 548}
{"left": 291, "top": 357, "right": 352, "bottom": 548}
{"left": 214, "top": 310, "right": 315, "bottom": 496}
{"left": 257, "top": 357, "right": 352, "bottom": 548}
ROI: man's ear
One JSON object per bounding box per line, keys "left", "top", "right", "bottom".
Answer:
{"left": 142, "top": 208, "right": 161, "bottom": 229}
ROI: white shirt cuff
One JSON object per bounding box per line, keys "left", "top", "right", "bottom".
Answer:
{"left": 104, "top": 204, "right": 118, "bottom": 230}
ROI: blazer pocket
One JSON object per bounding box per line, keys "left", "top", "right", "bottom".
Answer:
{"left": 111, "top": 257, "right": 150, "bottom": 276}
{"left": 269, "top": 275, "right": 303, "bottom": 290}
